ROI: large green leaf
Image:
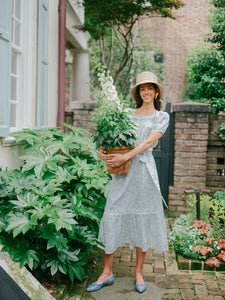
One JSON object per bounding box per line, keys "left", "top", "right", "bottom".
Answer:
{"left": 68, "top": 264, "right": 85, "bottom": 282}
{"left": 69, "top": 225, "right": 99, "bottom": 245}
{"left": 40, "top": 231, "right": 68, "bottom": 251}
{"left": 10, "top": 193, "right": 39, "bottom": 208}
{"left": 71, "top": 195, "right": 101, "bottom": 223}
{"left": 6, "top": 213, "right": 31, "bottom": 237}
{"left": 21, "top": 151, "right": 67, "bottom": 178}
{"left": 48, "top": 208, "right": 77, "bottom": 231}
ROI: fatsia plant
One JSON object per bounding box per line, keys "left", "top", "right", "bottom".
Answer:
{"left": 0, "top": 124, "right": 109, "bottom": 282}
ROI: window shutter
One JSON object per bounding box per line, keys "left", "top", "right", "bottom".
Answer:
{"left": 36, "top": 0, "right": 49, "bottom": 128}
{"left": 0, "top": 0, "right": 12, "bottom": 137}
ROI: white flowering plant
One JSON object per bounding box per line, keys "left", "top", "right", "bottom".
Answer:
{"left": 91, "top": 67, "right": 137, "bottom": 150}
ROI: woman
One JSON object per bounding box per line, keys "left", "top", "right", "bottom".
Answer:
{"left": 87, "top": 71, "right": 169, "bottom": 293}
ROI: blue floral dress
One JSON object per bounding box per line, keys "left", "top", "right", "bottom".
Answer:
{"left": 98, "top": 109, "right": 170, "bottom": 254}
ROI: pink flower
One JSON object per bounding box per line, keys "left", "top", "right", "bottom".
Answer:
{"left": 205, "top": 257, "right": 220, "bottom": 268}
{"left": 218, "top": 239, "right": 225, "bottom": 250}
{"left": 217, "top": 250, "right": 225, "bottom": 262}
{"left": 205, "top": 238, "right": 214, "bottom": 245}
{"left": 193, "top": 220, "right": 211, "bottom": 234}
{"left": 192, "top": 245, "right": 214, "bottom": 256}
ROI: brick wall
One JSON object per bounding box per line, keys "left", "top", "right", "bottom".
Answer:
{"left": 66, "top": 102, "right": 225, "bottom": 218}
{"left": 168, "top": 103, "right": 225, "bottom": 218}
{"left": 67, "top": 101, "right": 98, "bottom": 131}
{"left": 138, "top": 0, "right": 211, "bottom": 105}
{"left": 207, "top": 115, "right": 225, "bottom": 188}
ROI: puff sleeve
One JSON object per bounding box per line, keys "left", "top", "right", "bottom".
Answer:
{"left": 152, "top": 111, "right": 169, "bottom": 135}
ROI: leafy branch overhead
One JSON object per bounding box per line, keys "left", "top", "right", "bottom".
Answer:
{"left": 82, "top": 0, "right": 184, "bottom": 38}
{"left": 80, "top": 0, "right": 184, "bottom": 87}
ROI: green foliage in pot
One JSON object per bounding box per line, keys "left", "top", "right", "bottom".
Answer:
{"left": 91, "top": 67, "right": 137, "bottom": 150}
{"left": 0, "top": 124, "right": 109, "bottom": 282}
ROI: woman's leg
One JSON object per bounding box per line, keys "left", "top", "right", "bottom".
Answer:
{"left": 95, "top": 251, "right": 114, "bottom": 284}
{"left": 135, "top": 247, "right": 146, "bottom": 284}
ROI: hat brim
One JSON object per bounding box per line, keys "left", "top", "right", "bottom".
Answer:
{"left": 130, "top": 79, "right": 164, "bottom": 102}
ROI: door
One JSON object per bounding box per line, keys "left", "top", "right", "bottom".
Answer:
{"left": 153, "top": 103, "right": 174, "bottom": 207}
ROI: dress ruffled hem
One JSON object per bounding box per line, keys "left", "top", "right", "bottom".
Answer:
{"left": 98, "top": 241, "right": 168, "bottom": 255}
{"left": 98, "top": 211, "right": 168, "bottom": 254}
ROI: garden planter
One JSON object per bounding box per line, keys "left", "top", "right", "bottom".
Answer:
{"left": 104, "top": 146, "right": 133, "bottom": 174}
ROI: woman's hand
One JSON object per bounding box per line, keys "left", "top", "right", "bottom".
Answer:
{"left": 104, "top": 153, "right": 129, "bottom": 168}
{"left": 97, "top": 148, "right": 107, "bottom": 161}
{"left": 97, "top": 148, "right": 129, "bottom": 167}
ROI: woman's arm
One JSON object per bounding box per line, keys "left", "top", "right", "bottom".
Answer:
{"left": 105, "top": 131, "right": 162, "bottom": 167}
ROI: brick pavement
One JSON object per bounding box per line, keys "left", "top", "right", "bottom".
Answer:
{"left": 68, "top": 218, "right": 225, "bottom": 299}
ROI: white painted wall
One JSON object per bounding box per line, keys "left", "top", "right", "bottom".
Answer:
{"left": 0, "top": 0, "right": 89, "bottom": 170}
{"left": 0, "top": 139, "right": 25, "bottom": 170}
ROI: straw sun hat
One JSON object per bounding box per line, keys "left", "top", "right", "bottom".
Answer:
{"left": 130, "top": 71, "right": 164, "bottom": 102}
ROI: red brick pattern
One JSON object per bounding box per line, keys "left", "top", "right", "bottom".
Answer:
{"left": 173, "top": 112, "right": 208, "bottom": 189}
{"left": 72, "top": 109, "right": 96, "bottom": 131}
{"left": 168, "top": 103, "right": 225, "bottom": 218}
{"left": 68, "top": 218, "right": 225, "bottom": 299}
{"left": 207, "top": 115, "right": 225, "bottom": 188}
{"left": 138, "top": 0, "right": 211, "bottom": 105}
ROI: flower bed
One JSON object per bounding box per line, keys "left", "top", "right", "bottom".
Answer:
{"left": 169, "top": 191, "right": 225, "bottom": 270}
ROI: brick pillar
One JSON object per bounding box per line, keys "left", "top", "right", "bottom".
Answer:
{"left": 69, "top": 101, "right": 98, "bottom": 131}
{"left": 168, "top": 102, "right": 211, "bottom": 217}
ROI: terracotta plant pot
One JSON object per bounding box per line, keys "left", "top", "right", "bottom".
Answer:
{"left": 104, "top": 146, "right": 133, "bottom": 174}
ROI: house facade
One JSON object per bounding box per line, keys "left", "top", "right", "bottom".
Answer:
{"left": 138, "top": 0, "right": 211, "bottom": 105}
{"left": 0, "top": 0, "right": 90, "bottom": 170}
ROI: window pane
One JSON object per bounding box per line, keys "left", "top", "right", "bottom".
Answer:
{"left": 10, "top": 102, "right": 17, "bottom": 127}
{"left": 11, "top": 50, "right": 17, "bottom": 74}
{"left": 11, "top": 76, "right": 17, "bottom": 101}
{"left": 14, "top": 19, "right": 21, "bottom": 46}
{"left": 15, "top": 0, "right": 21, "bottom": 20}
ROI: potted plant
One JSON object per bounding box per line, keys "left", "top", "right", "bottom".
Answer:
{"left": 91, "top": 67, "right": 137, "bottom": 174}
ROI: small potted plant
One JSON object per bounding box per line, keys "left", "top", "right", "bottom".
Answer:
{"left": 91, "top": 67, "right": 137, "bottom": 174}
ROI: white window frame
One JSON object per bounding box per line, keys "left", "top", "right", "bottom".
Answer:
{"left": 10, "top": 0, "right": 34, "bottom": 132}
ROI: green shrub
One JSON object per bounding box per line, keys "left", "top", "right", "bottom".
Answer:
{"left": 183, "top": 0, "right": 225, "bottom": 114}
{"left": 218, "top": 123, "right": 225, "bottom": 141}
{"left": 187, "top": 194, "right": 212, "bottom": 223}
{"left": 187, "top": 193, "right": 225, "bottom": 239}
{"left": 0, "top": 124, "right": 109, "bottom": 282}
{"left": 184, "top": 44, "right": 225, "bottom": 114}
{"left": 214, "top": 190, "right": 225, "bottom": 201}
{"left": 169, "top": 191, "right": 225, "bottom": 261}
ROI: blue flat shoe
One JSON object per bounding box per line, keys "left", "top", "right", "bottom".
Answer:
{"left": 87, "top": 274, "right": 114, "bottom": 292}
{"left": 135, "top": 275, "right": 146, "bottom": 293}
